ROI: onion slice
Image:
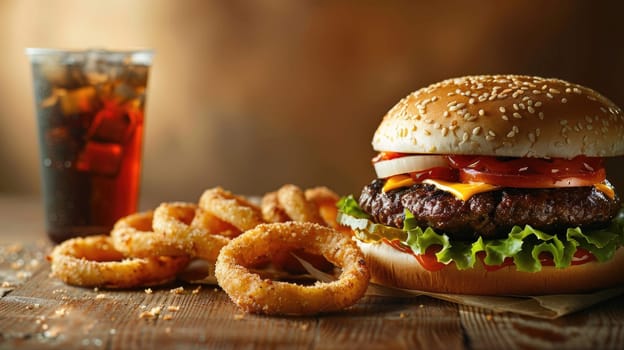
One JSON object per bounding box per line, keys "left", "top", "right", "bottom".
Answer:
{"left": 373, "top": 155, "right": 448, "bottom": 178}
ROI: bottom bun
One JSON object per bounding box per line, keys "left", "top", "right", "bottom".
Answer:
{"left": 357, "top": 240, "right": 624, "bottom": 295}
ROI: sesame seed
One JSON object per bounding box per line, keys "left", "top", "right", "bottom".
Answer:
{"left": 472, "top": 126, "right": 482, "bottom": 135}
{"left": 447, "top": 101, "right": 458, "bottom": 107}
{"left": 486, "top": 135, "right": 495, "bottom": 141}
{"left": 538, "top": 112, "right": 544, "bottom": 120}
{"left": 442, "top": 127, "right": 449, "bottom": 136}
{"left": 573, "top": 87, "right": 582, "bottom": 94}
{"left": 560, "top": 119, "right": 568, "bottom": 125}
{"left": 488, "top": 130, "right": 496, "bottom": 137}
{"left": 549, "top": 88, "right": 561, "bottom": 94}
{"left": 499, "top": 106, "right": 506, "bottom": 113}
{"left": 533, "top": 90, "right": 542, "bottom": 94}
{"left": 534, "top": 101, "right": 542, "bottom": 107}
{"left": 502, "top": 115, "right": 509, "bottom": 121}
{"left": 565, "top": 88, "right": 572, "bottom": 93}
{"left": 506, "top": 130, "right": 516, "bottom": 138}
{"left": 464, "top": 113, "right": 477, "bottom": 121}
{"left": 431, "top": 96, "right": 439, "bottom": 102}
{"left": 513, "top": 112, "right": 522, "bottom": 119}
{"left": 469, "top": 98, "right": 475, "bottom": 104}
{"left": 519, "top": 103, "right": 526, "bottom": 110}
{"left": 528, "top": 133, "right": 536, "bottom": 142}
{"left": 528, "top": 106, "right": 535, "bottom": 114}
{"left": 561, "top": 98, "right": 568, "bottom": 104}
{"left": 546, "top": 93, "right": 554, "bottom": 99}
{"left": 513, "top": 104, "right": 519, "bottom": 111}
{"left": 443, "top": 111, "right": 450, "bottom": 117}
{"left": 478, "top": 109, "right": 485, "bottom": 116}
{"left": 461, "top": 132, "right": 469, "bottom": 142}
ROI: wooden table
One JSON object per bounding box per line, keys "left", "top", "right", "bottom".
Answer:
{"left": 1, "top": 196, "right": 623, "bottom": 350}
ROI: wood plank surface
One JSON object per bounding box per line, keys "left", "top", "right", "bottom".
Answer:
{"left": 1, "top": 241, "right": 624, "bottom": 350}
{"left": 1, "top": 191, "right": 624, "bottom": 350}
{"left": 0, "top": 242, "right": 469, "bottom": 350}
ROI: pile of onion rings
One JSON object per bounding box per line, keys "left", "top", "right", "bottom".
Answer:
{"left": 47, "top": 184, "right": 370, "bottom": 315}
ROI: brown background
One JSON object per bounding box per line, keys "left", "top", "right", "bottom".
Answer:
{"left": 1, "top": 0, "right": 623, "bottom": 203}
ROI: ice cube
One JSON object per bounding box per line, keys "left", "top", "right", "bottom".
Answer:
{"left": 113, "top": 82, "right": 137, "bottom": 103}
{"left": 40, "top": 62, "right": 88, "bottom": 89}
{"left": 87, "top": 104, "right": 135, "bottom": 143}
{"left": 122, "top": 64, "right": 149, "bottom": 87}
{"left": 44, "top": 127, "right": 80, "bottom": 164}
{"left": 59, "top": 86, "right": 98, "bottom": 116}
{"left": 76, "top": 141, "right": 123, "bottom": 176}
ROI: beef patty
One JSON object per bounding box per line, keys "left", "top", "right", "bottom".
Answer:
{"left": 359, "top": 179, "right": 621, "bottom": 240}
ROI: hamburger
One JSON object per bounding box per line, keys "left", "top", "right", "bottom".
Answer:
{"left": 337, "top": 75, "right": 624, "bottom": 295}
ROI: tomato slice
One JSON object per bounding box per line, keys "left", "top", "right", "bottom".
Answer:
{"left": 448, "top": 156, "right": 605, "bottom": 188}
{"left": 410, "top": 167, "right": 459, "bottom": 183}
{"left": 384, "top": 239, "right": 446, "bottom": 271}
{"left": 414, "top": 246, "right": 446, "bottom": 272}
{"left": 480, "top": 248, "right": 596, "bottom": 271}
{"left": 372, "top": 152, "right": 407, "bottom": 162}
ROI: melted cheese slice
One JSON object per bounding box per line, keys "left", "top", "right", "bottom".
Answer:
{"left": 381, "top": 175, "right": 499, "bottom": 200}
{"left": 382, "top": 174, "right": 415, "bottom": 192}
{"left": 595, "top": 182, "right": 615, "bottom": 200}
{"left": 381, "top": 175, "right": 615, "bottom": 201}
{"left": 422, "top": 179, "right": 500, "bottom": 201}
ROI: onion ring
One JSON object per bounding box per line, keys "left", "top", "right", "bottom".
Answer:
{"left": 215, "top": 222, "right": 370, "bottom": 315}
{"left": 191, "top": 207, "right": 240, "bottom": 238}
{"left": 276, "top": 184, "right": 324, "bottom": 224}
{"left": 110, "top": 210, "right": 187, "bottom": 258}
{"left": 260, "top": 191, "right": 290, "bottom": 223}
{"left": 151, "top": 201, "right": 231, "bottom": 261}
{"left": 304, "top": 186, "right": 340, "bottom": 228}
{"left": 48, "top": 235, "right": 189, "bottom": 288}
{"left": 199, "top": 187, "right": 264, "bottom": 231}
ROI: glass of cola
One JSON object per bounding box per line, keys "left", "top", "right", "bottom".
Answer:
{"left": 26, "top": 49, "right": 153, "bottom": 243}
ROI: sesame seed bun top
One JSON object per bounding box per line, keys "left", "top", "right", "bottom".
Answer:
{"left": 372, "top": 75, "right": 624, "bottom": 158}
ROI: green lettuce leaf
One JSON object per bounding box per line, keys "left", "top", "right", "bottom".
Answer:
{"left": 337, "top": 196, "right": 624, "bottom": 272}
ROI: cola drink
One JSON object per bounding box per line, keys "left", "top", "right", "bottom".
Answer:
{"left": 26, "top": 49, "right": 153, "bottom": 243}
